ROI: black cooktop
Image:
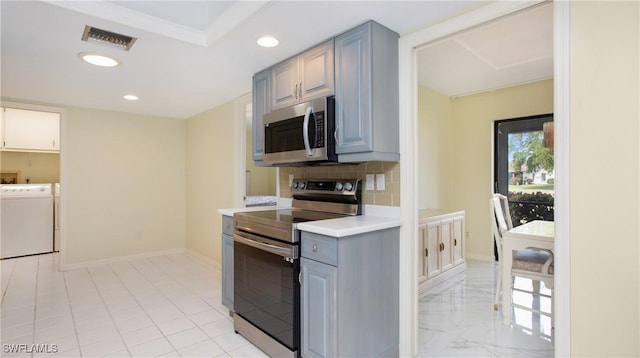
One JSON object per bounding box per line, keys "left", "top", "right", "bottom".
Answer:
{"left": 239, "top": 209, "right": 346, "bottom": 225}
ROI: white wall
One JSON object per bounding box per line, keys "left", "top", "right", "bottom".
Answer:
{"left": 569, "top": 2, "right": 639, "bottom": 355}
{"left": 63, "top": 107, "right": 186, "bottom": 267}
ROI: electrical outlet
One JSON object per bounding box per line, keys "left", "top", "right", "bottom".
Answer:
{"left": 365, "top": 174, "right": 375, "bottom": 190}
{"left": 376, "top": 173, "right": 386, "bottom": 191}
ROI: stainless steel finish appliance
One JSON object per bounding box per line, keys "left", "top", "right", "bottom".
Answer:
{"left": 233, "top": 179, "right": 361, "bottom": 357}
{"left": 262, "top": 97, "right": 337, "bottom": 166}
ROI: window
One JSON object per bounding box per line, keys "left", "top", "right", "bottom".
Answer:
{"left": 494, "top": 114, "right": 554, "bottom": 227}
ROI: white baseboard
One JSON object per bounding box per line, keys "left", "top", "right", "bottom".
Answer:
{"left": 62, "top": 248, "right": 185, "bottom": 271}
{"left": 465, "top": 253, "right": 494, "bottom": 262}
{"left": 185, "top": 248, "right": 221, "bottom": 272}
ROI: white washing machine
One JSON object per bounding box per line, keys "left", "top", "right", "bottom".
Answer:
{"left": 1, "top": 184, "right": 54, "bottom": 259}
{"left": 54, "top": 183, "right": 60, "bottom": 252}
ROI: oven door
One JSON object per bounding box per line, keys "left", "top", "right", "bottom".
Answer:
{"left": 262, "top": 97, "right": 335, "bottom": 165}
{"left": 233, "top": 230, "right": 300, "bottom": 352}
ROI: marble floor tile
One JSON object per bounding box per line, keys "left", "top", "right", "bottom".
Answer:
{"left": 418, "top": 259, "right": 554, "bottom": 357}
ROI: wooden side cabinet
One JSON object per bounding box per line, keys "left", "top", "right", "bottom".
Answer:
{"left": 221, "top": 215, "right": 234, "bottom": 312}
{"left": 300, "top": 228, "right": 399, "bottom": 358}
{"left": 418, "top": 210, "right": 466, "bottom": 293}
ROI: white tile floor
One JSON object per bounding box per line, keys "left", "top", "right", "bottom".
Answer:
{"left": 418, "top": 259, "right": 554, "bottom": 357}
{"left": 1, "top": 253, "right": 267, "bottom": 358}
{"left": 3, "top": 254, "right": 553, "bottom": 358}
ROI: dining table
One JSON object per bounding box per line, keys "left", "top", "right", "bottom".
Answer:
{"left": 501, "top": 220, "right": 555, "bottom": 326}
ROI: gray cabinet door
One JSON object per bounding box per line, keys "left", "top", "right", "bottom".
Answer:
{"left": 299, "top": 39, "right": 334, "bottom": 102}
{"left": 334, "top": 21, "right": 400, "bottom": 162}
{"left": 271, "top": 40, "right": 335, "bottom": 111}
{"left": 252, "top": 69, "right": 269, "bottom": 161}
{"left": 221, "top": 233, "right": 234, "bottom": 310}
{"left": 271, "top": 57, "right": 299, "bottom": 110}
{"left": 301, "top": 258, "right": 337, "bottom": 358}
{"left": 335, "top": 23, "right": 372, "bottom": 154}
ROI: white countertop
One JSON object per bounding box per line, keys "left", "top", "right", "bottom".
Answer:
{"left": 217, "top": 205, "right": 280, "bottom": 217}
{"left": 218, "top": 204, "right": 402, "bottom": 237}
{"left": 297, "top": 215, "right": 403, "bottom": 237}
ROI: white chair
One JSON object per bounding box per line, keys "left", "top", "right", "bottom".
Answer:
{"left": 491, "top": 194, "right": 554, "bottom": 323}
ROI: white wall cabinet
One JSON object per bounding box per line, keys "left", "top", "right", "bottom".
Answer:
{"left": 418, "top": 210, "right": 466, "bottom": 293}
{"left": 270, "top": 39, "right": 334, "bottom": 110}
{"left": 2, "top": 107, "right": 60, "bottom": 152}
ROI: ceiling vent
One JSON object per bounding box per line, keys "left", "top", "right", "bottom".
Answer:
{"left": 82, "top": 26, "right": 137, "bottom": 51}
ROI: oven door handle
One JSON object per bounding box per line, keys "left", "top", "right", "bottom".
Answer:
{"left": 233, "top": 232, "right": 294, "bottom": 260}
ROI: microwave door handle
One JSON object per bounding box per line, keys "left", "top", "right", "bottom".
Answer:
{"left": 303, "top": 106, "right": 314, "bottom": 156}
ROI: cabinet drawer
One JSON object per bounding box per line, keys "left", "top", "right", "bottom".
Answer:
{"left": 222, "top": 215, "right": 234, "bottom": 236}
{"left": 301, "top": 232, "right": 337, "bottom": 266}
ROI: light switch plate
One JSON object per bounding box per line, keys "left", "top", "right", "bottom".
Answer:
{"left": 366, "top": 174, "right": 375, "bottom": 191}
{"left": 289, "top": 174, "right": 294, "bottom": 187}
{"left": 376, "top": 173, "right": 386, "bottom": 191}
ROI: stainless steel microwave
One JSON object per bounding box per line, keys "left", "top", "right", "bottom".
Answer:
{"left": 262, "top": 96, "right": 337, "bottom": 166}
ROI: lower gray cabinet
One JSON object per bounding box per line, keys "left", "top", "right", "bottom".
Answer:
{"left": 301, "top": 257, "right": 337, "bottom": 358}
{"left": 300, "top": 228, "right": 399, "bottom": 358}
{"left": 221, "top": 215, "right": 234, "bottom": 311}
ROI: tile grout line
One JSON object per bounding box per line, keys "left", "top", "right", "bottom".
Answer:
{"left": 62, "top": 267, "right": 86, "bottom": 358}
{"left": 129, "top": 256, "right": 213, "bottom": 353}
{"left": 109, "top": 257, "right": 196, "bottom": 355}
{"left": 0, "top": 259, "right": 17, "bottom": 305}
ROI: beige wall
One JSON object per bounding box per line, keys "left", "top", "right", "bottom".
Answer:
{"left": 185, "top": 101, "right": 237, "bottom": 267}
{"left": 569, "top": 2, "right": 639, "bottom": 356}
{"left": 245, "top": 125, "right": 277, "bottom": 196}
{"left": 417, "top": 85, "right": 454, "bottom": 210}
{"left": 64, "top": 107, "right": 186, "bottom": 266}
{"left": 418, "top": 80, "right": 553, "bottom": 259}
{"left": 1, "top": 151, "right": 59, "bottom": 184}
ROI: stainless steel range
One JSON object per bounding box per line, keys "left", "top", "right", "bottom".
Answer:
{"left": 233, "top": 179, "right": 361, "bottom": 358}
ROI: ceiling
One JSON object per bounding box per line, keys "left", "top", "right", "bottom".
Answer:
{"left": 1, "top": 1, "right": 552, "bottom": 119}
{"left": 417, "top": 2, "right": 553, "bottom": 97}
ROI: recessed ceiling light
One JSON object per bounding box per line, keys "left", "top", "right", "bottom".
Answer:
{"left": 78, "top": 52, "right": 120, "bottom": 67}
{"left": 123, "top": 94, "right": 139, "bottom": 101}
{"left": 257, "top": 36, "right": 279, "bottom": 48}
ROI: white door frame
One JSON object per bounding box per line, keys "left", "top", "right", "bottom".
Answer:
{"left": 398, "top": 1, "right": 570, "bottom": 356}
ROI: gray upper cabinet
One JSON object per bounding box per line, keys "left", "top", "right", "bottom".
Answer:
{"left": 271, "top": 39, "right": 334, "bottom": 110}
{"left": 335, "top": 21, "right": 400, "bottom": 162}
{"left": 252, "top": 69, "right": 270, "bottom": 161}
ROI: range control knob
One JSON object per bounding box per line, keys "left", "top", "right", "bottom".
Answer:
{"left": 298, "top": 182, "right": 306, "bottom": 189}
{"left": 335, "top": 182, "right": 343, "bottom": 191}
{"left": 344, "top": 182, "right": 353, "bottom": 191}
{"left": 292, "top": 182, "right": 299, "bottom": 189}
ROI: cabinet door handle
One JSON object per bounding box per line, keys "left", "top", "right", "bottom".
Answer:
{"left": 298, "top": 269, "right": 303, "bottom": 288}
{"left": 454, "top": 238, "right": 458, "bottom": 246}
{"left": 425, "top": 248, "right": 428, "bottom": 257}
{"left": 293, "top": 83, "right": 298, "bottom": 99}
{"left": 298, "top": 81, "right": 302, "bottom": 99}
